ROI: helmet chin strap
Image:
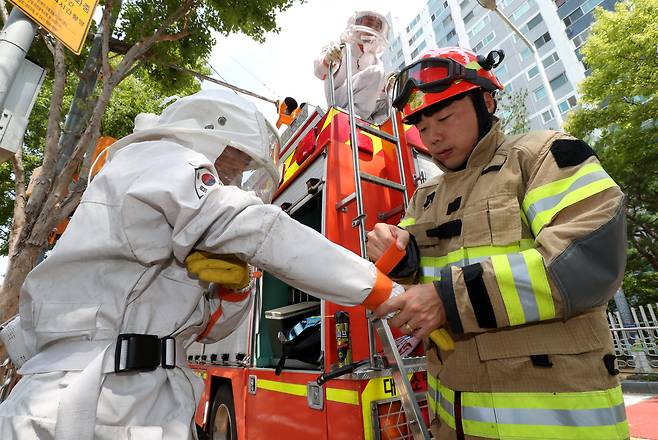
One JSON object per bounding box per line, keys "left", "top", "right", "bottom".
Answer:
{"left": 469, "top": 89, "right": 494, "bottom": 142}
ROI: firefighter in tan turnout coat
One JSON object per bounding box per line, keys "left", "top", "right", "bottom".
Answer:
{"left": 367, "top": 47, "right": 629, "bottom": 439}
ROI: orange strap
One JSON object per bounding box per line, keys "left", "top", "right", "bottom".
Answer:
{"left": 218, "top": 287, "right": 251, "bottom": 303}
{"left": 196, "top": 305, "right": 223, "bottom": 341}
{"left": 375, "top": 244, "right": 407, "bottom": 275}
{"left": 362, "top": 269, "right": 393, "bottom": 310}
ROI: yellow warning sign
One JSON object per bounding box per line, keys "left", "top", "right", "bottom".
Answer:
{"left": 9, "top": 0, "right": 99, "bottom": 55}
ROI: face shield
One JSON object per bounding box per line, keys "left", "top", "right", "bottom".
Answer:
{"left": 341, "top": 11, "right": 389, "bottom": 54}
{"left": 214, "top": 118, "right": 280, "bottom": 204}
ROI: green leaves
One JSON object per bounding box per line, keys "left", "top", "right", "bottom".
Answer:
{"left": 565, "top": 0, "right": 658, "bottom": 305}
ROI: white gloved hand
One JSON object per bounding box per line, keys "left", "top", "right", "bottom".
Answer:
{"left": 324, "top": 44, "right": 342, "bottom": 65}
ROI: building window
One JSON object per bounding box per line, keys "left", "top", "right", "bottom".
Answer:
{"left": 411, "top": 40, "right": 427, "bottom": 59}
{"left": 550, "top": 72, "right": 569, "bottom": 91}
{"left": 496, "top": 64, "right": 508, "bottom": 82}
{"left": 444, "top": 1, "right": 448, "bottom": 8}
{"left": 543, "top": 52, "right": 559, "bottom": 68}
{"left": 468, "top": 15, "right": 491, "bottom": 39}
{"left": 533, "top": 85, "right": 547, "bottom": 101}
{"left": 431, "top": 13, "right": 436, "bottom": 21}
{"left": 563, "top": 7, "right": 583, "bottom": 27}
{"left": 524, "top": 14, "right": 542, "bottom": 32}
{"left": 520, "top": 47, "right": 532, "bottom": 62}
{"left": 442, "top": 15, "right": 453, "bottom": 28}
{"left": 534, "top": 32, "right": 552, "bottom": 49}
{"left": 527, "top": 65, "right": 539, "bottom": 79}
{"left": 460, "top": 0, "right": 470, "bottom": 10}
{"left": 572, "top": 27, "right": 591, "bottom": 49}
{"left": 555, "top": 0, "right": 566, "bottom": 7}
{"left": 473, "top": 31, "right": 495, "bottom": 52}
{"left": 511, "top": 0, "right": 533, "bottom": 21}
{"left": 541, "top": 109, "right": 555, "bottom": 123}
{"left": 463, "top": 10, "right": 475, "bottom": 24}
{"left": 446, "top": 28, "right": 457, "bottom": 40}
{"left": 558, "top": 95, "right": 578, "bottom": 113}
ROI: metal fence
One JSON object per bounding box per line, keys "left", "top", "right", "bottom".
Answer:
{"left": 608, "top": 302, "right": 658, "bottom": 372}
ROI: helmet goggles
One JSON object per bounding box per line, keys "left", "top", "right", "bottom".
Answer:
{"left": 391, "top": 57, "right": 498, "bottom": 110}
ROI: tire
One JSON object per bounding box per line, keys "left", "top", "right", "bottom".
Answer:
{"left": 208, "top": 384, "right": 237, "bottom": 440}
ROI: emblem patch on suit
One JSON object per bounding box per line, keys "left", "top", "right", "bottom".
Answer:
{"left": 195, "top": 167, "right": 218, "bottom": 198}
{"left": 423, "top": 192, "right": 435, "bottom": 210}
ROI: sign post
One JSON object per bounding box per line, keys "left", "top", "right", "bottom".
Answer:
{"left": 8, "top": 0, "right": 99, "bottom": 55}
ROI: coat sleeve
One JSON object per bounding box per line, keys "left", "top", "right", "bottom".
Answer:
{"left": 438, "top": 136, "right": 626, "bottom": 335}
{"left": 121, "top": 145, "right": 394, "bottom": 309}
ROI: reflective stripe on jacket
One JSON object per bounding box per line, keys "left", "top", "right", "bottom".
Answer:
{"left": 398, "top": 120, "right": 628, "bottom": 439}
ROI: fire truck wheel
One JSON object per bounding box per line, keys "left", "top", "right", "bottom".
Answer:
{"left": 209, "top": 384, "right": 237, "bottom": 440}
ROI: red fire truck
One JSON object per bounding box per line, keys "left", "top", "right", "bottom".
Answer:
{"left": 188, "top": 94, "right": 442, "bottom": 439}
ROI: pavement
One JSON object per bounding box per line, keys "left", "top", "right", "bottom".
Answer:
{"left": 625, "top": 393, "right": 658, "bottom": 440}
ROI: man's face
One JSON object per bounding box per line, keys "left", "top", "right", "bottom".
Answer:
{"left": 215, "top": 146, "right": 253, "bottom": 185}
{"left": 416, "top": 93, "right": 493, "bottom": 170}
{"left": 355, "top": 15, "right": 383, "bottom": 32}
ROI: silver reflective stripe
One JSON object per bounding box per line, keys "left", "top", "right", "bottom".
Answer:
{"left": 438, "top": 389, "right": 454, "bottom": 417}
{"left": 463, "top": 403, "right": 627, "bottom": 426}
{"left": 507, "top": 253, "right": 540, "bottom": 323}
{"left": 525, "top": 170, "right": 609, "bottom": 226}
{"left": 421, "top": 256, "right": 486, "bottom": 278}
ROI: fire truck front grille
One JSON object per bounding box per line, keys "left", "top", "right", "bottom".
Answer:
{"left": 372, "top": 394, "right": 432, "bottom": 440}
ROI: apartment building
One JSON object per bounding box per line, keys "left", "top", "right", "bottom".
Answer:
{"left": 383, "top": 0, "right": 619, "bottom": 129}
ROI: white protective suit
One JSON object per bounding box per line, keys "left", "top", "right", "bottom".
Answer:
{"left": 313, "top": 11, "right": 390, "bottom": 123}
{"left": 0, "top": 89, "right": 400, "bottom": 440}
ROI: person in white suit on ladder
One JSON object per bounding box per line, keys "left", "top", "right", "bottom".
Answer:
{"left": 314, "top": 10, "right": 391, "bottom": 123}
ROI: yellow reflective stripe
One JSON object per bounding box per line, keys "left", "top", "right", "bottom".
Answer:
{"left": 257, "top": 379, "right": 359, "bottom": 406}
{"left": 522, "top": 249, "right": 555, "bottom": 320}
{"left": 421, "top": 240, "right": 534, "bottom": 268}
{"left": 398, "top": 217, "right": 416, "bottom": 228}
{"left": 463, "top": 386, "right": 624, "bottom": 410}
{"left": 460, "top": 386, "right": 628, "bottom": 439}
{"left": 523, "top": 163, "right": 604, "bottom": 208}
{"left": 326, "top": 388, "right": 359, "bottom": 405}
{"left": 495, "top": 422, "right": 629, "bottom": 440}
{"left": 522, "top": 163, "right": 618, "bottom": 235}
{"left": 491, "top": 254, "right": 526, "bottom": 325}
{"left": 530, "top": 178, "right": 617, "bottom": 236}
{"left": 428, "top": 380, "right": 455, "bottom": 429}
{"left": 257, "top": 379, "right": 307, "bottom": 397}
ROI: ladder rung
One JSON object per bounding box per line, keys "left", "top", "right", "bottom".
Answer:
{"left": 355, "top": 121, "right": 398, "bottom": 144}
{"left": 361, "top": 173, "right": 406, "bottom": 191}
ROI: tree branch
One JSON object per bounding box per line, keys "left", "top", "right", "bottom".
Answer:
{"left": 38, "top": 29, "right": 55, "bottom": 56}
{"left": 8, "top": 149, "right": 27, "bottom": 257}
{"left": 0, "top": 0, "right": 8, "bottom": 23}
{"left": 21, "top": 42, "right": 67, "bottom": 243}
{"left": 109, "top": 0, "right": 196, "bottom": 85}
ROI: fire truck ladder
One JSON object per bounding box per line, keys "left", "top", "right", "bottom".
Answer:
{"left": 328, "top": 43, "right": 430, "bottom": 440}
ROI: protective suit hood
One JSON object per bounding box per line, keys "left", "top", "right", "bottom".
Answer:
{"left": 107, "top": 89, "right": 280, "bottom": 195}
{"left": 341, "top": 10, "right": 389, "bottom": 55}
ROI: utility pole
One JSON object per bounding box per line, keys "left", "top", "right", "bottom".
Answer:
{"left": 476, "top": 0, "right": 564, "bottom": 128}
{"left": 0, "top": 8, "right": 37, "bottom": 112}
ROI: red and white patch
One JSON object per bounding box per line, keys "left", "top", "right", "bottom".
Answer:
{"left": 194, "top": 167, "right": 218, "bottom": 198}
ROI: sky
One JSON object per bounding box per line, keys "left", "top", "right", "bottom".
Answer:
{"left": 204, "top": 0, "right": 427, "bottom": 128}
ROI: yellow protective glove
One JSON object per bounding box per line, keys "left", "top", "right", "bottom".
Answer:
{"left": 185, "top": 252, "right": 249, "bottom": 289}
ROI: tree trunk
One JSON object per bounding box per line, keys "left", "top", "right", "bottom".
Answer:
{"left": 0, "top": 243, "right": 41, "bottom": 325}
{"left": 0, "top": 243, "right": 41, "bottom": 362}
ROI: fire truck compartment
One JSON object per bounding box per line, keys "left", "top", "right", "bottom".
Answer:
{"left": 255, "top": 191, "right": 324, "bottom": 371}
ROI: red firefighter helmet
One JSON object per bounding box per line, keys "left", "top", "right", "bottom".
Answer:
{"left": 392, "top": 47, "right": 505, "bottom": 122}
